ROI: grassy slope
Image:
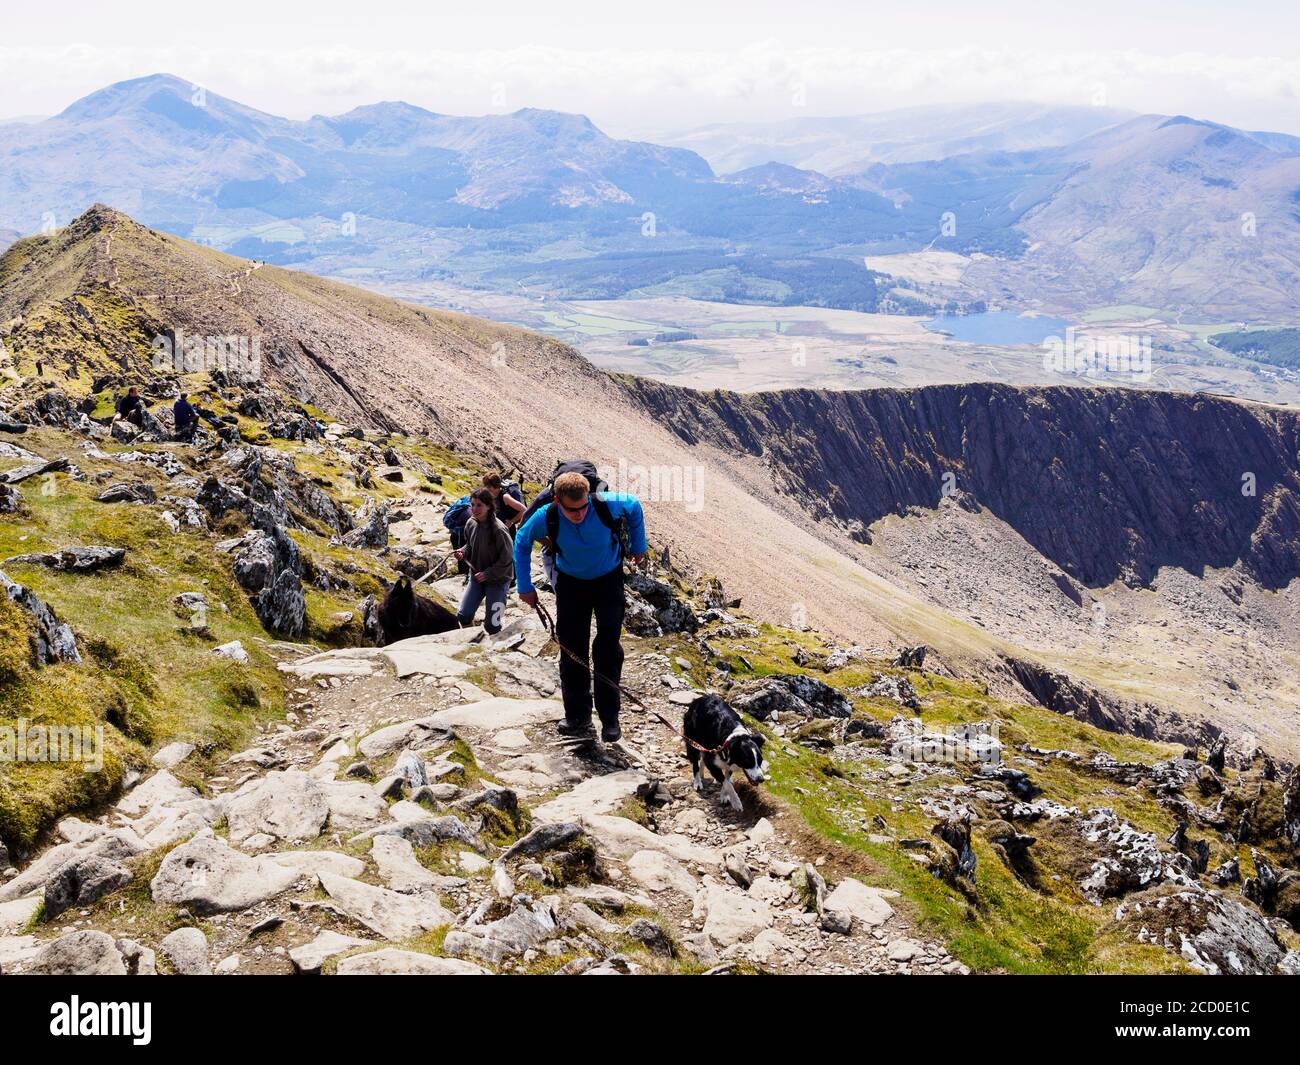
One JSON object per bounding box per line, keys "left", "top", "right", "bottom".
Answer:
{"left": 0, "top": 396, "right": 495, "bottom": 855}
{"left": 689, "top": 621, "right": 1296, "bottom": 974}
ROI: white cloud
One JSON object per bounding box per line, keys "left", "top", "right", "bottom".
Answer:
{"left": 3, "top": 43, "right": 1299, "bottom": 137}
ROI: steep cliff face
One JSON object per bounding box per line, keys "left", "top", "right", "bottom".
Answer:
{"left": 618, "top": 377, "right": 1300, "bottom": 590}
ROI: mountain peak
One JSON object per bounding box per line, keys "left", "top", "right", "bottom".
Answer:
{"left": 510, "top": 108, "right": 601, "bottom": 136}
{"left": 57, "top": 73, "right": 195, "bottom": 119}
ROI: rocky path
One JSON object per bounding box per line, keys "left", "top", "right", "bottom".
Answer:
{"left": 0, "top": 579, "right": 965, "bottom": 976}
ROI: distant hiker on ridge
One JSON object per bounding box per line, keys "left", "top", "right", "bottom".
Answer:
{"left": 515, "top": 470, "right": 646, "bottom": 742}
{"left": 454, "top": 488, "right": 514, "bottom": 635}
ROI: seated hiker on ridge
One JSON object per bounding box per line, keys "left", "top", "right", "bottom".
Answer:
{"left": 454, "top": 488, "right": 514, "bottom": 635}
{"left": 113, "top": 386, "right": 146, "bottom": 428}
{"left": 172, "top": 392, "right": 198, "bottom": 441}
{"left": 515, "top": 471, "right": 646, "bottom": 742}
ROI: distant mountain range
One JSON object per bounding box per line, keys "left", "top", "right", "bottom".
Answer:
{"left": 660, "top": 101, "right": 1138, "bottom": 174}
{"left": 3, "top": 74, "right": 1299, "bottom": 319}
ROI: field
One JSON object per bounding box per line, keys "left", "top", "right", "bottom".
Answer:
{"left": 357, "top": 280, "right": 1300, "bottom": 403}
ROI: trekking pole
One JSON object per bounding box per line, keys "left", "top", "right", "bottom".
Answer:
{"left": 411, "top": 549, "right": 456, "bottom": 587}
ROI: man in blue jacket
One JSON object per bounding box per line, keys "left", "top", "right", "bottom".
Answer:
{"left": 516, "top": 471, "right": 647, "bottom": 741}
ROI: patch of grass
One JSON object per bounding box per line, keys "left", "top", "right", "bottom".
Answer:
{"left": 696, "top": 623, "right": 1213, "bottom": 974}
{"left": 611, "top": 796, "right": 651, "bottom": 827}
{"left": 0, "top": 474, "right": 286, "bottom": 853}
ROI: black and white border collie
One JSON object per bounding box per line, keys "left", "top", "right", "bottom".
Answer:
{"left": 682, "top": 694, "right": 768, "bottom": 812}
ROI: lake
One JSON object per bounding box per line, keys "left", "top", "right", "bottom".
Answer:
{"left": 923, "top": 311, "right": 1072, "bottom": 346}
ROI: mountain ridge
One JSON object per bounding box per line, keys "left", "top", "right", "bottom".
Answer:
{"left": 5, "top": 75, "right": 1300, "bottom": 318}
{"left": 5, "top": 206, "right": 1300, "bottom": 757}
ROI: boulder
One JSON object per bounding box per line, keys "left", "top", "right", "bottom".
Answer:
{"left": 356, "top": 717, "right": 455, "bottom": 759}
{"left": 697, "top": 883, "right": 773, "bottom": 947}
{"left": 43, "top": 854, "right": 132, "bottom": 917}
{"left": 336, "top": 949, "right": 490, "bottom": 975}
{"left": 502, "top": 821, "right": 586, "bottom": 860}
{"left": 115, "top": 937, "right": 157, "bottom": 976}
{"left": 853, "top": 674, "right": 921, "bottom": 709}
{"left": 116, "top": 769, "right": 199, "bottom": 817}
{"left": 226, "top": 771, "right": 329, "bottom": 844}
{"left": 233, "top": 522, "right": 305, "bottom": 636}
{"left": 150, "top": 836, "right": 299, "bottom": 914}
{"left": 733, "top": 673, "right": 851, "bottom": 720}
{"left": 1, "top": 456, "right": 70, "bottom": 484}
{"left": 212, "top": 639, "right": 249, "bottom": 662}
{"left": 152, "top": 741, "right": 195, "bottom": 769}
{"left": 371, "top": 835, "right": 463, "bottom": 894}
{"left": 320, "top": 780, "right": 389, "bottom": 830}
{"left": 1076, "top": 809, "right": 1195, "bottom": 903}
{"left": 1114, "top": 884, "right": 1297, "bottom": 975}
{"left": 626, "top": 572, "right": 698, "bottom": 633}
{"left": 97, "top": 482, "right": 155, "bottom": 504}
{"left": 288, "top": 930, "right": 373, "bottom": 974}
{"left": 443, "top": 897, "right": 560, "bottom": 963}
{"left": 0, "top": 892, "right": 42, "bottom": 934}
{"left": 262, "top": 850, "right": 366, "bottom": 880}
{"left": 531, "top": 769, "right": 648, "bottom": 824}
{"left": 893, "top": 645, "right": 928, "bottom": 669}
{"left": 624, "top": 917, "right": 674, "bottom": 957}
{"left": 2, "top": 546, "right": 125, "bottom": 572}
{"left": 343, "top": 502, "right": 389, "bottom": 549}
{"left": 627, "top": 849, "right": 698, "bottom": 896}
{"left": 159, "top": 927, "right": 211, "bottom": 975}
{"left": 820, "top": 877, "right": 895, "bottom": 934}
{"left": 0, "top": 568, "right": 80, "bottom": 664}
{"left": 196, "top": 476, "right": 250, "bottom": 522}
{"left": 26, "top": 930, "right": 126, "bottom": 975}
{"left": 1283, "top": 765, "right": 1300, "bottom": 848}
{"left": 582, "top": 814, "right": 718, "bottom": 867}
{"left": 0, "top": 828, "right": 147, "bottom": 904}
{"left": 317, "top": 872, "right": 454, "bottom": 941}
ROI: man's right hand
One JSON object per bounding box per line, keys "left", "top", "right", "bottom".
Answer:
{"left": 519, "top": 590, "right": 538, "bottom": 607}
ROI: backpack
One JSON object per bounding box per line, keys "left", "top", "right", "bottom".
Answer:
{"left": 518, "top": 459, "right": 608, "bottom": 527}
{"left": 442, "top": 496, "right": 472, "bottom": 537}
{"left": 496, "top": 479, "right": 526, "bottom": 522}
{"left": 544, "top": 493, "right": 630, "bottom": 563}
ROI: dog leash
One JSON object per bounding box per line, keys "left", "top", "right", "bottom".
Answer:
{"left": 411, "top": 549, "right": 456, "bottom": 587}
{"left": 529, "top": 598, "right": 724, "bottom": 755}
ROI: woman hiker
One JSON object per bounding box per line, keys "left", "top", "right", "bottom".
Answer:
{"left": 454, "top": 488, "right": 514, "bottom": 635}
{"left": 483, "top": 472, "right": 527, "bottom": 534}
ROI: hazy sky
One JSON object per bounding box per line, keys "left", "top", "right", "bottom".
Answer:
{"left": 5, "top": 1, "right": 1300, "bottom": 136}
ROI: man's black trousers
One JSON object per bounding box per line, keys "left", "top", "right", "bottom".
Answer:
{"left": 554, "top": 564, "right": 625, "bottom": 728}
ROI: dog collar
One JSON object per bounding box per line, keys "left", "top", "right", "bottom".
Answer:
{"left": 719, "top": 724, "right": 749, "bottom": 758}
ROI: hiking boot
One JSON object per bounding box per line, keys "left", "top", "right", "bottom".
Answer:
{"left": 557, "top": 720, "right": 595, "bottom": 738}
{"left": 600, "top": 722, "right": 622, "bottom": 743}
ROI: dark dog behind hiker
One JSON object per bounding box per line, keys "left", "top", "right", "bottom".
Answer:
{"left": 377, "top": 575, "right": 460, "bottom": 644}
{"left": 455, "top": 488, "right": 513, "bottom": 635}
{"left": 515, "top": 469, "right": 646, "bottom": 742}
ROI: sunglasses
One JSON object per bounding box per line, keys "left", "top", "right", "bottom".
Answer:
{"left": 559, "top": 498, "right": 589, "bottom": 515}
